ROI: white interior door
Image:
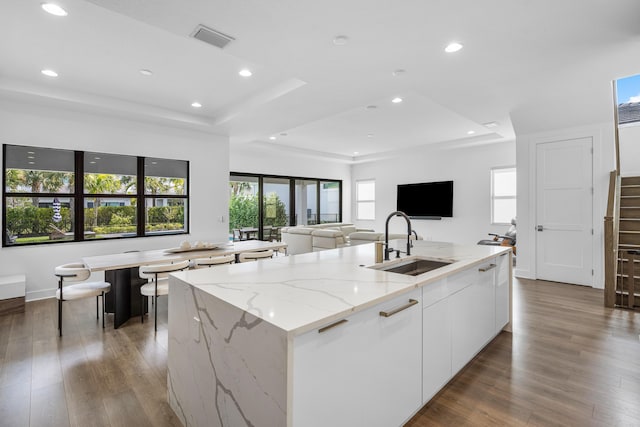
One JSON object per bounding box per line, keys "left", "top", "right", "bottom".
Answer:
{"left": 535, "top": 138, "right": 593, "bottom": 286}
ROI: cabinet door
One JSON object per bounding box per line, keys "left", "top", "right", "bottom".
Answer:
{"left": 495, "top": 252, "right": 511, "bottom": 332}
{"left": 292, "top": 289, "right": 422, "bottom": 427}
{"left": 422, "top": 295, "right": 451, "bottom": 404}
{"left": 450, "top": 261, "right": 496, "bottom": 373}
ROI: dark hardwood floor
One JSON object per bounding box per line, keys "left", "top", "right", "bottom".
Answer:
{"left": 407, "top": 278, "right": 640, "bottom": 427}
{"left": 0, "top": 278, "right": 638, "bottom": 426}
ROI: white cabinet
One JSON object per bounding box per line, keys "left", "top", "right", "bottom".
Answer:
{"left": 495, "top": 252, "right": 511, "bottom": 332}
{"left": 422, "top": 279, "right": 451, "bottom": 403}
{"left": 450, "top": 260, "right": 496, "bottom": 373}
{"left": 292, "top": 288, "right": 422, "bottom": 427}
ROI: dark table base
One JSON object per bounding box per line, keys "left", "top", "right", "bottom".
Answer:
{"left": 105, "top": 267, "right": 148, "bottom": 329}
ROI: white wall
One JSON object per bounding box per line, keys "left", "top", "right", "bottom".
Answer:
{"left": 0, "top": 100, "right": 229, "bottom": 300}
{"left": 230, "top": 144, "right": 352, "bottom": 221}
{"left": 619, "top": 124, "right": 640, "bottom": 176}
{"left": 350, "top": 141, "right": 516, "bottom": 245}
{"left": 515, "top": 123, "right": 615, "bottom": 288}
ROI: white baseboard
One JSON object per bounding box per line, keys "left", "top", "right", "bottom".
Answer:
{"left": 26, "top": 288, "right": 56, "bottom": 302}
{"left": 514, "top": 268, "right": 534, "bottom": 279}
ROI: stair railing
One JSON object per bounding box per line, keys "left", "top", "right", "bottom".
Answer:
{"left": 604, "top": 172, "right": 621, "bottom": 307}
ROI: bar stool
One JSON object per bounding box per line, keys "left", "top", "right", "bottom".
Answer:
{"left": 139, "top": 260, "right": 190, "bottom": 332}
{"left": 54, "top": 263, "right": 111, "bottom": 337}
{"left": 192, "top": 254, "right": 235, "bottom": 269}
{"left": 238, "top": 249, "right": 274, "bottom": 262}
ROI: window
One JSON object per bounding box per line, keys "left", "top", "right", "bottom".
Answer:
{"left": 3, "top": 144, "right": 189, "bottom": 246}
{"left": 4, "top": 145, "right": 76, "bottom": 245}
{"left": 616, "top": 73, "right": 640, "bottom": 126}
{"left": 356, "top": 180, "right": 375, "bottom": 220}
{"left": 144, "top": 157, "right": 189, "bottom": 235}
{"left": 491, "top": 167, "right": 516, "bottom": 225}
{"left": 84, "top": 152, "right": 137, "bottom": 239}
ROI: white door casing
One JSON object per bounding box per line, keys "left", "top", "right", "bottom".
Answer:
{"left": 535, "top": 137, "right": 593, "bottom": 286}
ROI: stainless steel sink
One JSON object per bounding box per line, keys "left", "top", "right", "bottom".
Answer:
{"left": 370, "top": 258, "right": 453, "bottom": 276}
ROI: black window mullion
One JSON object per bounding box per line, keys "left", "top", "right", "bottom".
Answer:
{"left": 338, "top": 181, "right": 343, "bottom": 223}
{"left": 316, "top": 180, "right": 321, "bottom": 224}
{"left": 2, "top": 144, "right": 7, "bottom": 246}
{"left": 75, "top": 151, "right": 83, "bottom": 241}
{"left": 289, "top": 178, "right": 295, "bottom": 226}
{"left": 258, "top": 176, "right": 264, "bottom": 240}
{"left": 137, "top": 157, "right": 145, "bottom": 237}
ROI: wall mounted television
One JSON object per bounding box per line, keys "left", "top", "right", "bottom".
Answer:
{"left": 396, "top": 180, "right": 453, "bottom": 219}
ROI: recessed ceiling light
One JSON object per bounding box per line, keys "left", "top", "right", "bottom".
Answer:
{"left": 392, "top": 69, "right": 406, "bottom": 77}
{"left": 333, "top": 35, "right": 349, "bottom": 46}
{"left": 89, "top": 161, "right": 96, "bottom": 164}
{"left": 269, "top": 136, "right": 276, "bottom": 140}
{"left": 353, "top": 151, "right": 359, "bottom": 155}
{"left": 28, "top": 161, "right": 35, "bottom": 165}
{"left": 27, "top": 156, "right": 35, "bottom": 159}
{"left": 41, "top": 3, "right": 68, "bottom": 16}
{"left": 391, "top": 97, "right": 403, "bottom": 104}
{"left": 94, "top": 157, "right": 101, "bottom": 160}
{"left": 191, "top": 102, "right": 202, "bottom": 108}
{"left": 467, "top": 130, "right": 475, "bottom": 135}
{"left": 151, "top": 161, "right": 157, "bottom": 165}
{"left": 444, "top": 42, "right": 463, "bottom": 53}
{"left": 139, "top": 69, "right": 153, "bottom": 76}
{"left": 238, "top": 69, "right": 252, "bottom": 77}
{"left": 366, "top": 105, "right": 377, "bottom": 110}
{"left": 483, "top": 121, "right": 499, "bottom": 128}
{"left": 41, "top": 69, "right": 58, "bottom": 77}
{"left": 27, "top": 151, "right": 35, "bottom": 154}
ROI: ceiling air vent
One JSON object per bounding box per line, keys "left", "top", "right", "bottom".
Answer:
{"left": 191, "top": 25, "right": 235, "bottom": 49}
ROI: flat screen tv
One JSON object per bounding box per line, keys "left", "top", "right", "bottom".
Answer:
{"left": 397, "top": 181, "right": 453, "bottom": 218}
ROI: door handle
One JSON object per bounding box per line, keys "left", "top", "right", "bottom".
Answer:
{"left": 536, "top": 225, "right": 544, "bottom": 232}
{"left": 379, "top": 299, "right": 419, "bottom": 317}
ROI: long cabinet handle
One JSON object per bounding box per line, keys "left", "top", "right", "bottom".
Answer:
{"left": 379, "top": 299, "right": 419, "bottom": 318}
{"left": 318, "top": 319, "right": 348, "bottom": 333}
{"left": 478, "top": 263, "right": 497, "bottom": 272}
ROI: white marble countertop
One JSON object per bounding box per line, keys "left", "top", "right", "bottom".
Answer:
{"left": 171, "top": 240, "right": 510, "bottom": 337}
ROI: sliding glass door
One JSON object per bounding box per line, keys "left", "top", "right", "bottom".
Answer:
{"left": 320, "top": 181, "right": 341, "bottom": 224}
{"left": 295, "top": 179, "right": 317, "bottom": 226}
{"left": 229, "top": 173, "right": 342, "bottom": 241}
{"left": 263, "top": 177, "right": 290, "bottom": 241}
{"left": 229, "top": 175, "right": 259, "bottom": 241}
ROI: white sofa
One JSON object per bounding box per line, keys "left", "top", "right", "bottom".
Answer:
{"left": 349, "top": 231, "right": 422, "bottom": 246}
{"left": 281, "top": 223, "right": 373, "bottom": 255}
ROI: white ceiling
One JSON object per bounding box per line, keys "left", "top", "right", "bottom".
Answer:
{"left": 2, "top": 0, "right": 640, "bottom": 161}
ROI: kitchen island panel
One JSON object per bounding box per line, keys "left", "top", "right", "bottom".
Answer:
{"left": 168, "top": 278, "right": 287, "bottom": 427}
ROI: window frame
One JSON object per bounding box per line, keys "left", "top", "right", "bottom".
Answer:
{"left": 356, "top": 179, "right": 376, "bottom": 221}
{"left": 490, "top": 166, "right": 516, "bottom": 226}
{"left": 3, "top": 144, "right": 189, "bottom": 247}
{"left": 229, "top": 172, "right": 342, "bottom": 241}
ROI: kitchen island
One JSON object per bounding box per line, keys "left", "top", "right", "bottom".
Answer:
{"left": 167, "top": 240, "right": 511, "bottom": 427}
